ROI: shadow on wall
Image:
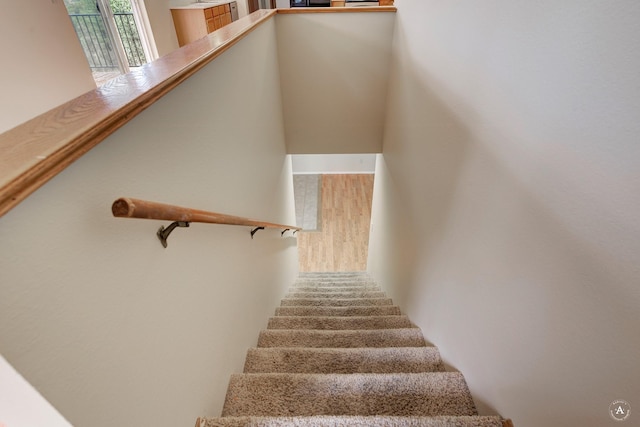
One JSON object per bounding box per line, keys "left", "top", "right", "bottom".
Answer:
{"left": 373, "top": 45, "right": 472, "bottom": 314}
{"left": 371, "top": 13, "right": 640, "bottom": 426}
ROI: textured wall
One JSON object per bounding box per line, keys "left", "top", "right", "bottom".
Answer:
{"left": 368, "top": 1, "right": 640, "bottom": 426}
{"left": 0, "top": 19, "right": 298, "bottom": 427}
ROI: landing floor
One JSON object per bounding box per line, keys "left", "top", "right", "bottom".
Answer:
{"left": 297, "top": 174, "right": 374, "bottom": 272}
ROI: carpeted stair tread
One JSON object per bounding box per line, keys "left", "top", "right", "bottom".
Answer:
{"left": 293, "top": 281, "right": 377, "bottom": 287}
{"left": 294, "top": 276, "right": 375, "bottom": 286}
{"left": 275, "top": 306, "right": 402, "bottom": 317}
{"left": 281, "top": 298, "right": 393, "bottom": 307}
{"left": 200, "top": 415, "right": 504, "bottom": 426}
{"left": 285, "top": 291, "right": 387, "bottom": 299}
{"left": 201, "top": 273, "right": 509, "bottom": 426}
{"left": 257, "top": 329, "right": 426, "bottom": 348}
{"left": 243, "top": 347, "right": 445, "bottom": 374}
{"left": 291, "top": 284, "right": 379, "bottom": 290}
{"left": 221, "top": 372, "right": 477, "bottom": 417}
{"left": 299, "top": 271, "right": 369, "bottom": 276}
{"left": 291, "top": 286, "right": 382, "bottom": 293}
{"left": 267, "top": 316, "right": 413, "bottom": 330}
{"left": 296, "top": 274, "right": 371, "bottom": 281}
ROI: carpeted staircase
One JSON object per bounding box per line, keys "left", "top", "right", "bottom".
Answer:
{"left": 199, "top": 272, "right": 510, "bottom": 427}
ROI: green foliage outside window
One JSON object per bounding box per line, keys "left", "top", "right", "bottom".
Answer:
{"left": 110, "top": 0, "right": 133, "bottom": 13}
{"left": 64, "top": 0, "right": 146, "bottom": 69}
{"left": 63, "top": 0, "right": 132, "bottom": 14}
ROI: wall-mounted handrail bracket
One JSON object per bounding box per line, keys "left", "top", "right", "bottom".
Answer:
{"left": 112, "top": 197, "right": 301, "bottom": 244}
{"left": 281, "top": 228, "right": 290, "bottom": 237}
{"left": 157, "top": 221, "right": 190, "bottom": 248}
{"left": 251, "top": 226, "right": 265, "bottom": 239}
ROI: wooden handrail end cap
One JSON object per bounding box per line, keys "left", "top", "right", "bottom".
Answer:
{"left": 112, "top": 197, "right": 134, "bottom": 217}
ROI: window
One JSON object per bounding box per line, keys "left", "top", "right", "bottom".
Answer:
{"left": 63, "top": 0, "right": 158, "bottom": 86}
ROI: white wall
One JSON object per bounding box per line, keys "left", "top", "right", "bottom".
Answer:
{"left": 368, "top": 1, "right": 640, "bottom": 426}
{"left": 276, "top": 11, "right": 395, "bottom": 154}
{"left": 0, "top": 18, "right": 298, "bottom": 427}
{"left": 0, "top": 2, "right": 96, "bottom": 134}
{"left": 292, "top": 154, "right": 376, "bottom": 174}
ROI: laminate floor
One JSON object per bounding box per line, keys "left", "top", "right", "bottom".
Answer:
{"left": 297, "top": 174, "right": 374, "bottom": 272}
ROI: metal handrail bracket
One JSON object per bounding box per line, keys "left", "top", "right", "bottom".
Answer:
{"left": 112, "top": 197, "right": 301, "bottom": 248}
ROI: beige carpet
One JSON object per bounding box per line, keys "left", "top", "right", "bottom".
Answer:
{"left": 200, "top": 272, "right": 506, "bottom": 427}
{"left": 200, "top": 416, "right": 505, "bottom": 427}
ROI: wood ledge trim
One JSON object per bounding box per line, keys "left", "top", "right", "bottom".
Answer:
{"left": 0, "top": 6, "right": 396, "bottom": 218}
{"left": 277, "top": 6, "right": 397, "bottom": 14}
{"left": 0, "top": 9, "right": 276, "bottom": 218}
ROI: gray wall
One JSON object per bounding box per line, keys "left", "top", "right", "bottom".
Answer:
{"left": 368, "top": 1, "right": 640, "bottom": 426}
{"left": 0, "top": 19, "right": 298, "bottom": 427}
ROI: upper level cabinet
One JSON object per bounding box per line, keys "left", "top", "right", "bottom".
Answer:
{"left": 171, "top": 2, "right": 238, "bottom": 47}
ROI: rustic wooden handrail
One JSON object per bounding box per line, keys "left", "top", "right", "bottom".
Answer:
{"left": 112, "top": 197, "right": 301, "bottom": 247}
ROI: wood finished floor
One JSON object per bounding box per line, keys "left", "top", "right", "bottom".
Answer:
{"left": 298, "top": 174, "right": 374, "bottom": 272}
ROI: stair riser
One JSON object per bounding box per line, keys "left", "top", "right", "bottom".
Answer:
{"left": 294, "top": 281, "right": 377, "bottom": 287}
{"left": 201, "top": 416, "right": 504, "bottom": 427}
{"left": 291, "top": 286, "right": 382, "bottom": 293}
{"left": 244, "top": 347, "right": 445, "bottom": 374}
{"left": 267, "top": 316, "right": 413, "bottom": 330}
{"left": 285, "top": 292, "right": 387, "bottom": 300}
{"left": 257, "top": 329, "right": 425, "bottom": 348}
{"left": 275, "top": 306, "right": 402, "bottom": 317}
{"left": 298, "top": 273, "right": 370, "bottom": 278}
{"left": 281, "top": 298, "right": 393, "bottom": 307}
{"left": 222, "top": 373, "right": 477, "bottom": 417}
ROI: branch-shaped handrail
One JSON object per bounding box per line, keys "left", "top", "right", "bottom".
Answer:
{"left": 112, "top": 197, "right": 301, "bottom": 247}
